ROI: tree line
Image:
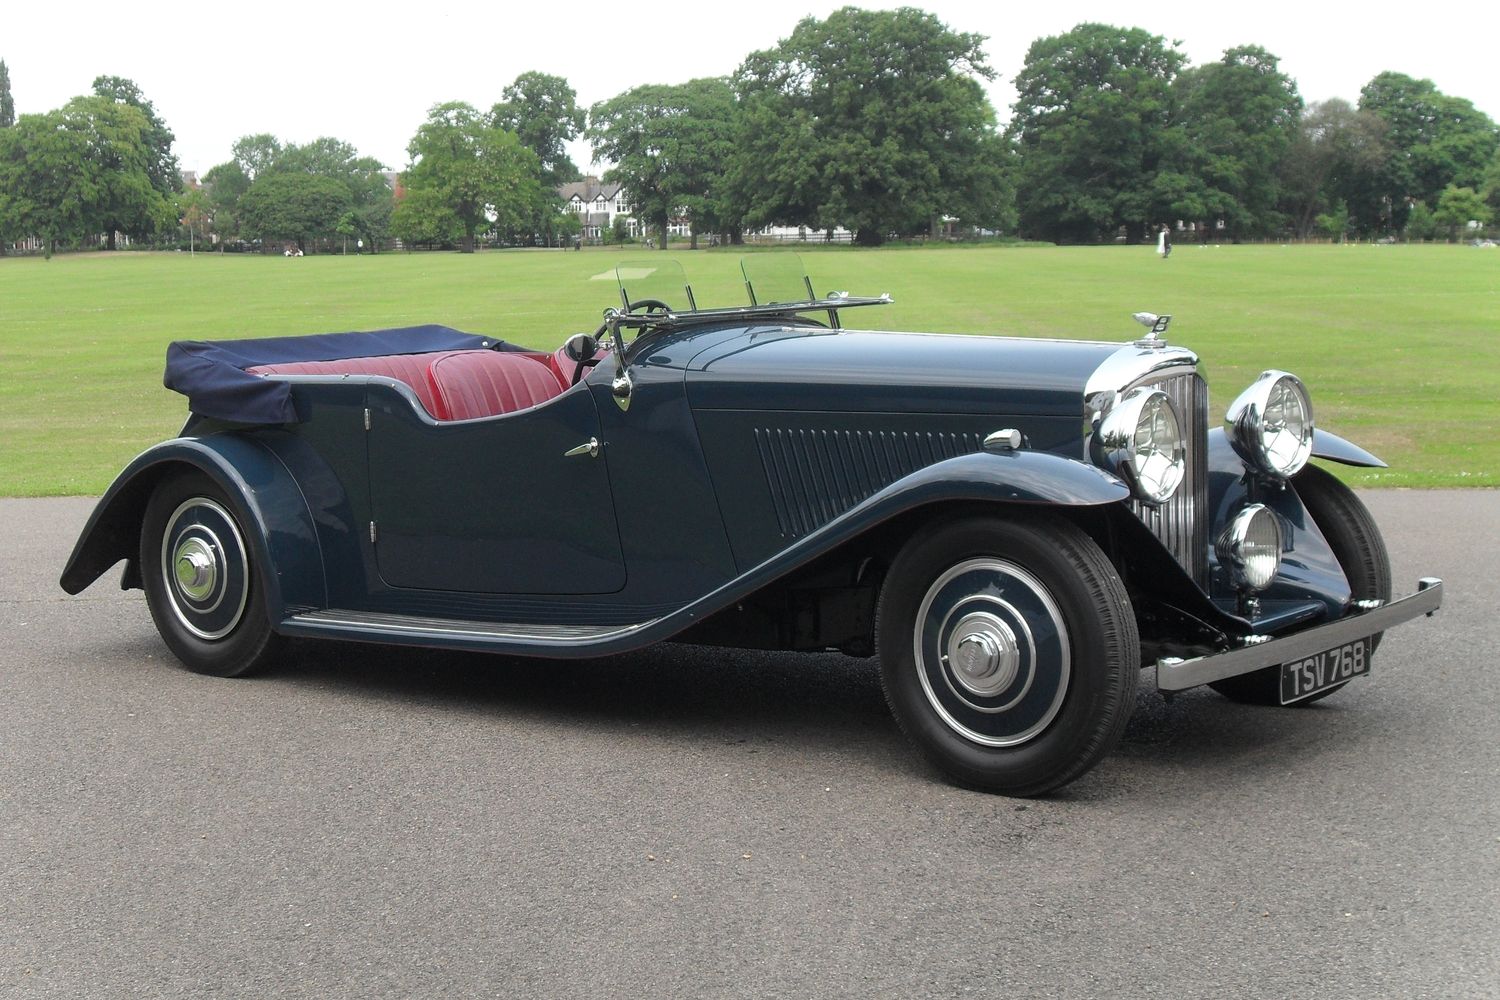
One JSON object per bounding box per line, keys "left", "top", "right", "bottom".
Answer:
{"left": 3, "top": 8, "right": 1498, "bottom": 258}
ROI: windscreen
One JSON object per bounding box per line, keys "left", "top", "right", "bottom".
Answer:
{"left": 741, "top": 253, "right": 815, "bottom": 306}
{"left": 614, "top": 259, "right": 696, "bottom": 312}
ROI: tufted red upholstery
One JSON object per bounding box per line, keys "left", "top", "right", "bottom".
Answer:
{"left": 428, "top": 350, "right": 565, "bottom": 421}
{"left": 248, "top": 352, "right": 452, "bottom": 418}
{"left": 249, "top": 349, "right": 569, "bottom": 421}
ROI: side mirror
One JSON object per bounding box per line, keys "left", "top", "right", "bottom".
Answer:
{"left": 563, "top": 332, "right": 599, "bottom": 363}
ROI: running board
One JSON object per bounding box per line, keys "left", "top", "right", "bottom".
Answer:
{"left": 281, "top": 608, "right": 661, "bottom": 656}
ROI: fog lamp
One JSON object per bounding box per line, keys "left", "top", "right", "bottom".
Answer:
{"left": 1217, "top": 504, "right": 1282, "bottom": 592}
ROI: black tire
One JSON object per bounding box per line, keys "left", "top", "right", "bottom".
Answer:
{"left": 140, "top": 470, "right": 285, "bottom": 678}
{"left": 1211, "top": 464, "right": 1392, "bottom": 706}
{"left": 877, "top": 514, "right": 1139, "bottom": 797}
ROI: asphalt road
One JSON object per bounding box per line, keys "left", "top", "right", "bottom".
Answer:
{"left": 2, "top": 492, "right": 1496, "bottom": 999}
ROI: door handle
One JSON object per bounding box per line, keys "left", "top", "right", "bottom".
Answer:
{"left": 564, "top": 438, "right": 600, "bottom": 459}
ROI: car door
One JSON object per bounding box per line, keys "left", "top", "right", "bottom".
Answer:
{"left": 365, "top": 384, "right": 627, "bottom": 595}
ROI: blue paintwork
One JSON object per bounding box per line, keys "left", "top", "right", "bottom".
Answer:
{"left": 683, "top": 325, "right": 1122, "bottom": 416}
{"left": 281, "top": 448, "right": 1133, "bottom": 658}
{"left": 63, "top": 311, "right": 1397, "bottom": 660}
{"left": 60, "top": 435, "right": 324, "bottom": 618}
{"left": 1311, "top": 429, "right": 1386, "bottom": 468}
{"left": 365, "top": 380, "right": 627, "bottom": 594}
{"left": 1206, "top": 428, "right": 1353, "bottom": 622}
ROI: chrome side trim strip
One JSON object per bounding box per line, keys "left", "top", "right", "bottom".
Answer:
{"left": 286, "top": 608, "right": 659, "bottom": 645}
{"left": 1155, "top": 578, "right": 1443, "bottom": 691}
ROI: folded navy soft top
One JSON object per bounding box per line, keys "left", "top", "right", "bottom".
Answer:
{"left": 164, "top": 325, "right": 521, "bottom": 424}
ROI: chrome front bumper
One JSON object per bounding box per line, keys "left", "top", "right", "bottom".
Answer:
{"left": 1155, "top": 577, "right": 1443, "bottom": 692}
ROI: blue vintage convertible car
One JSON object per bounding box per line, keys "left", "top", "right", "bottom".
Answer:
{"left": 61, "top": 256, "right": 1443, "bottom": 795}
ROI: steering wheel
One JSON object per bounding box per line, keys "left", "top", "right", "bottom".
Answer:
{"left": 627, "top": 298, "right": 673, "bottom": 314}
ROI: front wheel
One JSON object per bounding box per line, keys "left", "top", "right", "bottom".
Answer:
{"left": 877, "top": 514, "right": 1139, "bottom": 796}
{"left": 140, "top": 470, "right": 285, "bottom": 677}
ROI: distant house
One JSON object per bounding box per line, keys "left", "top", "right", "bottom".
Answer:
{"left": 558, "top": 176, "right": 636, "bottom": 239}
{"left": 557, "top": 176, "right": 694, "bottom": 241}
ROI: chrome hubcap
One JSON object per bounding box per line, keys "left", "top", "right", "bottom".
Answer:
{"left": 173, "top": 540, "right": 218, "bottom": 601}
{"left": 945, "top": 612, "right": 1020, "bottom": 697}
{"left": 914, "top": 558, "right": 1071, "bottom": 747}
{"left": 160, "top": 498, "right": 249, "bottom": 641}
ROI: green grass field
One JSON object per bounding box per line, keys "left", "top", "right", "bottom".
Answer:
{"left": 1, "top": 244, "right": 1496, "bottom": 495}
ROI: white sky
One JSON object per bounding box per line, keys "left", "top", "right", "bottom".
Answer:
{"left": 6, "top": 0, "right": 1497, "bottom": 176}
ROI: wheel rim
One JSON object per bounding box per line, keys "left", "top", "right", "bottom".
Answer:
{"left": 913, "top": 558, "right": 1071, "bottom": 747}
{"left": 159, "top": 498, "right": 250, "bottom": 641}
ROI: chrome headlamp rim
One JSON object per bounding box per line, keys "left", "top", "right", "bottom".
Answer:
{"left": 1093, "top": 386, "right": 1186, "bottom": 505}
{"left": 1225, "top": 370, "right": 1314, "bottom": 479}
{"left": 1216, "top": 503, "right": 1283, "bottom": 593}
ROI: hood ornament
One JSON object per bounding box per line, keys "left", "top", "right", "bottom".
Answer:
{"left": 1132, "top": 311, "right": 1171, "bottom": 348}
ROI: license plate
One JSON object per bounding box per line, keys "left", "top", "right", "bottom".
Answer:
{"left": 1280, "top": 639, "right": 1371, "bottom": 704}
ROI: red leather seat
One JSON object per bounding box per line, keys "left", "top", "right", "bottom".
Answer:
{"left": 428, "top": 351, "right": 564, "bottom": 421}
{"left": 248, "top": 352, "right": 451, "bottom": 419}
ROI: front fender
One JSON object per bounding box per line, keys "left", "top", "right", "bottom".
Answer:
{"left": 864, "top": 448, "right": 1132, "bottom": 509}
{"left": 58, "top": 435, "right": 325, "bottom": 620}
{"left": 1312, "top": 429, "right": 1386, "bottom": 468}
{"left": 720, "top": 448, "right": 1128, "bottom": 592}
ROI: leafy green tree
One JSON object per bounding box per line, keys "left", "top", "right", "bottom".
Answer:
{"left": 730, "top": 6, "right": 1004, "bottom": 246}
{"left": 1432, "top": 185, "right": 1491, "bottom": 241}
{"left": 1314, "top": 202, "right": 1350, "bottom": 242}
{"left": 1403, "top": 200, "right": 1438, "bottom": 241}
{"left": 1482, "top": 150, "right": 1500, "bottom": 220}
{"left": 271, "top": 137, "right": 393, "bottom": 248}
{"left": 232, "top": 133, "right": 282, "bottom": 180}
{"left": 1277, "top": 99, "right": 1389, "bottom": 238}
{"left": 91, "top": 76, "right": 181, "bottom": 246}
{"left": 589, "top": 78, "right": 740, "bottom": 249}
{"left": 0, "top": 60, "right": 14, "bottom": 128}
{"left": 0, "top": 109, "right": 91, "bottom": 257}
{"left": 178, "top": 186, "right": 210, "bottom": 251}
{"left": 0, "top": 94, "right": 171, "bottom": 255}
{"left": 202, "top": 160, "right": 251, "bottom": 247}
{"left": 72, "top": 95, "right": 176, "bottom": 247}
{"left": 1357, "top": 72, "right": 1499, "bottom": 233}
{"left": 238, "top": 172, "right": 352, "bottom": 252}
{"left": 491, "top": 72, "right": 586, "bottom": 186}
{"left": 555, "top": 210, "right": 582, "bottom": 246}
{"left": 395, "top": 102, "right": 541, "bottom": 253}
{"left": 490, "top": 75, "right": 589, "bottom": 247}
{"left": 1009, "top": 23, "right": 1186, "bottom": 244}
{"left": 587, "top": 84, "right": 685, "bottom": 250}
{"left": 209, "top": 136, "right": 392, "bottom": 251}
{"left": 1172, "top": 46, "right": 1302, "bottom": 239}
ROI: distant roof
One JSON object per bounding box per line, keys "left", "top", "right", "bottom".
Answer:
{"left": 558, "top": 176, "right": 623, "bottom": 202}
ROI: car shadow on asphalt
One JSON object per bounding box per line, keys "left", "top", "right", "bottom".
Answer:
{"left": 255, "top": 637, "right": 1352, "bottom": 788}
{"left": 278, "top": 636, "right": 899, "bottom": 743}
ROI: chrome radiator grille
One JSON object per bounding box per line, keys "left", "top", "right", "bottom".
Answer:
{"left": 1128, "top": 371, "right": 1210, "bottom": 588}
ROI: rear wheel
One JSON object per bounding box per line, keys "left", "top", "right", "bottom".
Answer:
{"left": 877, "top": 514, "right": 1138, "bottom": 796}
{"left": 1211, "top": 465, "right": 1392, "bottom": 705}
{"left": 140, "top": 470, "right": 285, "bottom": 677}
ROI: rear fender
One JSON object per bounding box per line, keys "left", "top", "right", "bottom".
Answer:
{"left": 58, "top": 436, "right": 325, "bottom": 619}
